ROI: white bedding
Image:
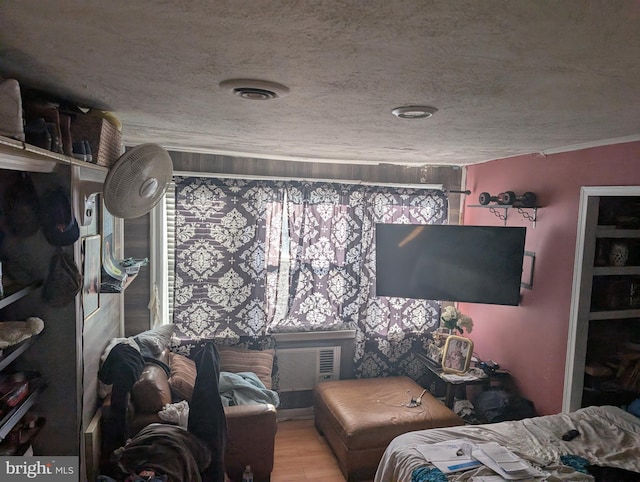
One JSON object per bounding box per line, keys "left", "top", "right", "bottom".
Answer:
{"left": 374, "top": 405, "right": 640, "bottom": 481}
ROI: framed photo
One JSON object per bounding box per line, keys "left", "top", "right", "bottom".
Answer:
{"left": 82, "top": 234, "right": 101, "bottom": 319}
{"left": 426, "top": 340, "right": 443, "bottom": 365}
{"left": 521, "top": 251, "right": 536, "bottom": 290}
{"left": 442, "top": 335, "right": 474, "bottom": 374}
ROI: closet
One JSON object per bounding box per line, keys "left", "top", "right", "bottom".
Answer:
{"left": 0, "top": 135, "right": 123, "bottom": 479}
{"left": 564, "top": 186, "right": 640, "bottom": 412}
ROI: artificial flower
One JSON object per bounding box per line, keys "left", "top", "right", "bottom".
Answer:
{"left": 440, "top": 305, "right": 473, "bottom": 334}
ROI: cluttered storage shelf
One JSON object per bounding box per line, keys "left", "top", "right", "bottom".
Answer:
{"left": 0, "top": 337, "right": 46, "bottom": 444}
{"left": 0, "top": 134, "right": 108, "bottom": 173}
{"left": 0, "top": 327, "right": 47, "bottom": 454}
{"left": 0, "top": 134, "right": 140, "bottom": 297}
{"left": 0, "top": 133, "right": 107, "bottom": 457}
{"left": 569, "top": 193, "right": 640, "bottom": 411}
{"left": 0, "top": 249, "right": 47, "bottom": 456}
{"left": 101, "top": 273, "right": 138, "bottom": 293}
{"left": 0, "top": 82, "right": 131, "bottom": 471}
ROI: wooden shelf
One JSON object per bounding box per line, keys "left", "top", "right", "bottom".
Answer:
{"left": 100, "top": 273, "right": 138, "bottom": 293}
{"left": 596, "top": 227, "right": 640, "bottom": 238}
{"left": 588, "top": 308, "right": 640, "bottom": 320}
{"left": 0, "top": 283, "right": 40, "bottom": 311}
{"left": 0, "top": 380, "right": 46, "bottom": 441}
{"left": 0, "top": 417, "right": 46, "bottom": 455}
{"left": 592, "top": 266, "right": 640, "bottom": 276}
{"left": 0, "top": 134, "right": 108, "bottom": 173}
{"left": 0, "top": 336, "right": 41, "bottom": 372}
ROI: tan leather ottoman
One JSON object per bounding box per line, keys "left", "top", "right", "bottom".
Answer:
{"left": 314, "top": 376, "right": 464, "bottom": 481}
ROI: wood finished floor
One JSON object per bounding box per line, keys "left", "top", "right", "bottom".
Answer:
{"left": 271, "top": 418, "right": 349, "bottom": 482}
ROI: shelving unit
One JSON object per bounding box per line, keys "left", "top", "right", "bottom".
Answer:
{"left": 467, "top": 204, "right": 539, "bottom": 227}
{"left": 0, "top": 129, "right": 126, "bottom": 478}
{"left": 0, "top": 333, "right": 46, "bottom": 446}
{"left": 564, "top": 187, "right": 640, "bottom": 412}
{"left": 0, "top": 282, "right": 46, "bottom": 446}
{"left": 0, "top": 134, "right": 107, "bottom": 460}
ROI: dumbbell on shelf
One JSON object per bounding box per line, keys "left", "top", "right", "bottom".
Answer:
{"left": 478, "top": 191, "right": 536, "bottom": 207}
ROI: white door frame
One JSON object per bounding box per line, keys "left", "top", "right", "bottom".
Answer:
{"left": 563, "top": 185, "right": 640, "bottom": 412}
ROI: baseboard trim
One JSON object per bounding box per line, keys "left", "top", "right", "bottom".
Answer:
{"left": 277, "top": 406, "right": 315, "bottom": 421}
{"left": 84, "top": 407, "right": 103, "bottom": 482}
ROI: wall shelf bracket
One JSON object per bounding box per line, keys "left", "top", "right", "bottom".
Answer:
{"left": 468, "top": 205, "right": 538, "bottom": 228}
{"left": 488, "top": 206, "right": 508, "bottom": 224}
{"left": 517, "top": 207, "right": 538, "bottom": 228}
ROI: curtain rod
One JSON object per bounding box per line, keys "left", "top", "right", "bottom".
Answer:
{"left": 174, "top": 170, "right": 443, "bottom": 191}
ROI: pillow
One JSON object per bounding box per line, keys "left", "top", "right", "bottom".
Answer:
{"left": 218, "top": 347, "right": 274, "bottom": 389}
{"left": 134, "top": 324, "right": 176, "bottom": 357}
{"left": 167, "top": 347, "right": 276, "bottom": 400}
{"left": 168, "top": 352, "right": 197, "bottom": 401}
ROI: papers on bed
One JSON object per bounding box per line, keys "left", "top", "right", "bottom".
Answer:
{"left": 416, "top": 439, "right": 482, "bottom": 474}
{"left": 416, "top": 439, "right": 545, "bottom": 479}
{"left": 473, "top": 442, "right": 545, "bottom": 479}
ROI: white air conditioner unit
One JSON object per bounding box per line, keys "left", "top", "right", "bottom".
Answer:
{"left": 277, "top": 346, "right": 341, "bottom": 392}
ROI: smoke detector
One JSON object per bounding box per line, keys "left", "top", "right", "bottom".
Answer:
{"left": 392, "top": 105, "right": 438, "bottom": 119}
{"left": 219, "top": 79, "right": 290, "bottom": 100}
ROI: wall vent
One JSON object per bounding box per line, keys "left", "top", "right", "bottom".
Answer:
{"left": 277, "top": 346, "right": 341, "bottom": 392}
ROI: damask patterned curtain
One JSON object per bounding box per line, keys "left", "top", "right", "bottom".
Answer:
{"left": 173, "top": 177, "right": 284, "bottom": 343}
{"left": 267, "top": 181, "right": 448, "bottom": 378}
{"left": 355, "top": 188, "right": 448, "bottom": 379}
{"left": 267, "top": 182, "right": 364, "bottom": 332}
{"left": 173, "top": 176, "right": 447, "bottom": 379}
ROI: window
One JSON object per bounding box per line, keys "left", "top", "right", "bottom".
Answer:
{"left": 156, "top": 176, "right": 448, "bottom": 377}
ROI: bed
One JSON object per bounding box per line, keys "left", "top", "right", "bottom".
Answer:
{"left": 374, "top": 405, "right": 640, "bottom": 481}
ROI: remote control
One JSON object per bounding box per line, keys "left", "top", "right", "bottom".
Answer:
{"left": 562, "top": 429, "right": 580, "bottom": 441}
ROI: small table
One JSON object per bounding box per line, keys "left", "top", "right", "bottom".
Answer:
{"left": 414, "top": 352, "right": 491, "bottom": 408}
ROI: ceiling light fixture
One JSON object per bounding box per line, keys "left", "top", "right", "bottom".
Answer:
{"left": 219, "top": 79, "right": 290, "bottom": 100}
{"left": 392, "top": 105, "right": 438, "bottom": 119}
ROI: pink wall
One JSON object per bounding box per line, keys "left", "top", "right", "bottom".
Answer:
{"left": 460, "top": 140, "right": 640, "bottom": 415}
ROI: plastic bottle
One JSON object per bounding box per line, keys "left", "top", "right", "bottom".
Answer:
{"left": 242, "top": 464, "right": 253, "bottom": 482}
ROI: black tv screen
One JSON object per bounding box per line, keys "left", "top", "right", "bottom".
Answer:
{"left": 375, "top": 224, "right": 526, "bottom": 306}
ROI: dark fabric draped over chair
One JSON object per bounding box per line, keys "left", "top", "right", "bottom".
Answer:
{"left": 173, "top": 176, "right": 447, "bottom": 379}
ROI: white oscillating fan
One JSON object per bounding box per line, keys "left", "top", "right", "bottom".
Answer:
{"left": 102, "top": 144, "right": 173, "bottom": 219}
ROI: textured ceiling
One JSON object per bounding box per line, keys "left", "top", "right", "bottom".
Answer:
{"left": 2, "top": 1, "right": 640, "bottom": 166}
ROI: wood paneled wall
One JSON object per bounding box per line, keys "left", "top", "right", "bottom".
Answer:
{"left": 124, "top": 151, "right": 463, "bottom": 334}
{"left": 123, "top": 214, "right": 151, "bottom": 337}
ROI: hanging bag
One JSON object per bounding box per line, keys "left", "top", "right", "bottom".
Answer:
{"left": 42, "top": 250, "right": 82, "bottom": 307}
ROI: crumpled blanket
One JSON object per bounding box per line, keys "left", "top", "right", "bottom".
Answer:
{"left": 375, "top": 405, "right": 640, "bottom": 482}
{"left": 218, "top": 371, "right": 280, "bottom": 407}
{"left": 158, "top": 400, "right": 190, "bottom": 429}
{"left": 411, "top": 467, "right": 447, "bottom": 482}
{"left": 113, "top": 423, "right": 211, "bottom": 482}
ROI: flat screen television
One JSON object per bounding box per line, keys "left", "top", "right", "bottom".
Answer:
{"left": 375, "top": 224, "right": 527, "bottom": 306}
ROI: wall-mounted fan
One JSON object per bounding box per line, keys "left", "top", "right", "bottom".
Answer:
{"left": 103, "top": 144, "right": 173, "bottom": 218}
{"left": 78, "top": 144, "right": 173, "bottom": 224}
